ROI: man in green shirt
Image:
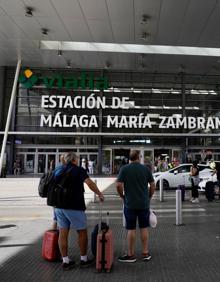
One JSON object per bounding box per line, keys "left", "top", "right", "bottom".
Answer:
{"left": 116, "top": 150, "right": 155, "bottom": 262}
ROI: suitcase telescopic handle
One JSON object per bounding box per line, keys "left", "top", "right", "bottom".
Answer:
{"left": 99, "top": 200, "right": 102, "bottom": 226}
{"left": 99, "top": 202, "right": 110, "bottom": 228}
{"left": 106, "top": 211, "right": 109, "bottom": 226}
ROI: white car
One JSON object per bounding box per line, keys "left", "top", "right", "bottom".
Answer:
{"left": 153, "top": 164, "right": 213, "bottom": 189}
{"left": 198, "top": 175, "right": 217, "bottom": 192}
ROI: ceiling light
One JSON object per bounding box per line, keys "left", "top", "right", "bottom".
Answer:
{"left": 141, "top": 15, "right": 149, "bottom": 24}
{"left": 57, "top": 50, "right": 62, "bottom": 56}
{"left": 25, "top": 7, "right": 33, "bottom": 17}
{"left": 40, "top": 41, "right": 220, "bottom": 57}
{"left": 140, "top": 32, "right": 150, "bottom": 41}
{"left": 41, "top": 28, "right": 48, "bottom": 37}
{"left": 178, "top": 64, "right": 185, "bottom": 72}
{"left": 140, "top": 53, "right": 146, "bottom": 59}
{"left": 104, "top": 61, "right": 111, "bottom": 69}
{"left": 66, "top": 60, "right": 71, "bottom": 68}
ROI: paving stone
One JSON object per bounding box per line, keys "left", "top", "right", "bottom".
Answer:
{"left": 0, "top": 183, "right": 220, "bottom": 281}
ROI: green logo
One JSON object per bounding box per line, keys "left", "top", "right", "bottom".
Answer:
{"left": 19, "top": 69, "right": 38, "bottom": 88}
{"left": 19, "top": 69, "right": 109, "bottom": 90}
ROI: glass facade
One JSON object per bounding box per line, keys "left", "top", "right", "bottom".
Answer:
{"left": 1, "top": 68, "right": 220, "bottom": 175}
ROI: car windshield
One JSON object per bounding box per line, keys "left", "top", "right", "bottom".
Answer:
{"left": 169, "top": 165, "right": 190, "bottom": 173}
{"left": 198, "top": 165, "right": 211, "bottom": 171}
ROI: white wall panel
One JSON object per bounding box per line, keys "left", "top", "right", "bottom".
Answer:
{"left": 0, "top": 0, "right": 25, "bottom": 16}
{"left": 106, "top": 0, "right": 133, "bottom": 20}
{"left": 12, "top": 16, "right": 42, "bottom": 40}
{"left": 178, "top": 0, "right": 217, "bottom": 46}
{"left": 51, "top": 0, "right": 83, "bottom": 19}
{"left": 62, "top": 18, "right": 92, "bottom": 41}
{"left": 80, "top": 0, "right": 109, "bottom": 20}
{"left": 156, "top": 0, "right": 190, "bottom": 45}
{"left": 0, "top": 15, "right": 27, "bottom": 39}
{"left": 197, "top": 0, "right": 220, "bottom": 47}
{"left": 88, "top": 20, "right": 113, "bottom": 42}
{"left": 111, "top": 20, "right": 134, "bottom": 43}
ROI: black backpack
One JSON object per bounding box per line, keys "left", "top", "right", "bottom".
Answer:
{"left": 205, "top": 181, "right": 215, "bottom": 201}
{"left": 47, "top": 167, "right": 74, "bottom": 208}
{"left": 38, "top": 170, "right": 54, "bottom": 198}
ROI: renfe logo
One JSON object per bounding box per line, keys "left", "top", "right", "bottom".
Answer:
{"left": 19, "top": 69, "right": 109, "bottom": 90}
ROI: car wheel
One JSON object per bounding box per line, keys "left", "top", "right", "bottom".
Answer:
{"left": 156, "top": 179, "right": 169, "bottom": 190}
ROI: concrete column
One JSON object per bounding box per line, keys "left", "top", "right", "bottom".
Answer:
{"left": 97, "top": 136, "right": 103, "bottom": 175}
{"left": 34, "top": 150, "right": 38, "bottom": 174}
{"left": 97, "top": 88, "right": 103, "bottom": 175}
{"left": 0, "top": 60, "right": 21, "bottom": 176}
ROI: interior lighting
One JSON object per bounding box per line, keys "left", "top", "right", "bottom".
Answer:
{"left": 113, "top": 88, "right": 121, "bottom": 92}
{"left": 172, "top": 114, "right": 182, "bottom": 118}
{"left": 148, "top": 114, "right": 160, "bottom": 118}
{"left": 66, "top": 60, "right": 71, "bottom": 68}
{"left": 190, "top": 89, "right": 199, "bottom": 94}
{"left": 185, "top": 106, "right": 200, "bottom": 110}
{"left": 152, "top": 88, "right": 161, "bottom": 93}
{"left": 209, "top": 90, "right": 217, "bottom": 95}
{"left": 40, "top": 41, "right": 220, "bottom": 57}
{"left": 104, "top": 61, "right": 111, "bottom": 69}
{"left": 199, "top": 90, "right": 208, "bottom": 94}
{"left": 171, "top": 89, "right": 181, "bottom": 94}
{"left": 209, "top": 90, "right": 218, "bottom": 95}
{"left": 129, "top": 139, "right": 151, "bottom": 144}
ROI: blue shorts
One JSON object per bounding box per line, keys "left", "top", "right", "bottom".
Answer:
{"left": 53, "top": 208, "right": 57, "bottom": 221}
{"left": 124, "top": 207, "right": 150, "bottom": 230}
{"left": 54, "top": 208, "right": 87, "bottom": 230}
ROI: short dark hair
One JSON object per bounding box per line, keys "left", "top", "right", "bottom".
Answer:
{"left": 192, "top": 160, "right": 198, "bottom": 166}
{"left": 129, "top": 150, "right": 140, "bottom": 161}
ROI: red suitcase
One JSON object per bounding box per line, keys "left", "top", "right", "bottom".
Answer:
{"left": 96, "top": 212, "right": 114, "bottom": 272}
{"left": 42, "top": 230, "right": 60, "bottom": 261}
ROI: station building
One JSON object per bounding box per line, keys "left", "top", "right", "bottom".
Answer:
{"left": 0, "top": 1, "right": 220, "bottom": 175}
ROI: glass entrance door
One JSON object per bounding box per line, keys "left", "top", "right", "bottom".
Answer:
{"left": 25, "top": 154, "right": 35, "bottom": 173}
{"left": 102, "top": 150, "right": 111, "bottom": 174}
{"left": 47, "top": 154, "right": 56, "bottom": 172}
{"left": 38, "top": 154, "right": 46, "bottom": 173}
{"left": 79, "top": 153, "right": 98, "bottom": 174}
{"left": 113, "top": 149, "right": 130, "bottom": 174}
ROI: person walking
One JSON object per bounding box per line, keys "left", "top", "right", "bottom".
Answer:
{"left": 53, "top": 152, "right": 104, "bottom": 270}
{"left": 190, "top": 160, "right": 200, "bottom": 203}
{"left": 116, "top": 150, "right": 155, "bottom": 263}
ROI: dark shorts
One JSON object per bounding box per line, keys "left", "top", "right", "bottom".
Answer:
{"left": 124, "top": 206, "right": 150, "bottom": 230}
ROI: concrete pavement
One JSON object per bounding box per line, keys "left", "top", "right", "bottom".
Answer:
{"left": 0, "top": 178, "right": 220, "bottom": 281}
{"left": 0, "top": 177, "right": 115, "bottom": 264}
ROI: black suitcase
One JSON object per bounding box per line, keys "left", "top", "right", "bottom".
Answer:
{"left": 205, "top": 181, "right": 215, "bottom": 202}
{"left": 91, "top": 224, "right": 99, "bottom": 257}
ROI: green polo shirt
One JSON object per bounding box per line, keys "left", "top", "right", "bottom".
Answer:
{"left": 117, "top": 162, "right": 154, "bottom": 209}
